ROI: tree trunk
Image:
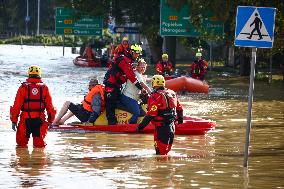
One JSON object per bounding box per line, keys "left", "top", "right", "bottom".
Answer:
{"left": 239, "top": 49, "right": 250, "bottom": 76}
{"left": 145, "top": 34, "right": 163, "bottom": 64}
{"left": 165, "top": 36, "right": 176, "bottom": 68}
{"left": 282, "top": 61, "right": 284, "bottom": 82}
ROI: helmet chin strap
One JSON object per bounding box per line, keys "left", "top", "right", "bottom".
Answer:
{"left": 29, "top": 75, "right": 41, "bottom": 78}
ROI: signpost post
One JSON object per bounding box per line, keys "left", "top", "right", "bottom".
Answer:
{"left": 234, "top": 6, "right": 276, "bottom": 167}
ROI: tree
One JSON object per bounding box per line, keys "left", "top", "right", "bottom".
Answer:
{"left": 0, "top": 0, "right": 57, "bottom": 34}
{"left": 169, "top": 0, "right": 284, "bottom": 76}
{"left": 56, "top": 0, "right": 164, "bottom": 63}
{"left": 112, "top": 0, "right": 163, "bottom": 64}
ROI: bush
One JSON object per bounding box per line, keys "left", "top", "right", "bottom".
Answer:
{"left": 255, "top": 72, "right": 269, "bottom": 82}
{"left": 0, "top": 35, "right": 75, "bottom": 46}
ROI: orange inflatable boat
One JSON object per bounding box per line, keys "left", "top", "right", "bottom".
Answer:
{"left": 73, "top": 56, "right": 103, "bottom": 67}
{"left": 165, "top": 76, "right": 209, "bottom": 94}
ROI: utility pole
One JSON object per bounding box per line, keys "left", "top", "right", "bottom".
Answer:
{"left": 37, "top": 0, "right": 40, "bottom": 35}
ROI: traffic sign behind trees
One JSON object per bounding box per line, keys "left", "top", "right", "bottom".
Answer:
{"left": 55, "top": 7, "right": 103, "bottom": 36}
{"left": 160, "top": 0, "right": 224, "bottom": 37}
{"left": 113, "top": 27, "right": 139, "bottom": 34}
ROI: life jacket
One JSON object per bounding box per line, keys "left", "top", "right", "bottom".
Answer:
{"left": 103, "top": 55, "right": 130, "bottom": 88}
{"left": 193, "top": 67, "right": 201, "bottom": 74}
{"left": 192, "top": 60, "right": 208, "bottom": 74}
{"left": 113, "top": 44, "right": 130, "bottom": 57}
{"left": 152, "top": 89, "right": 177, "bottom": 124}
{"left": 21, "top": 82, "right": 46, "bottom": 115}
{"left": 162, "top": 61, "right": 172, "bottom": 71}
{"left": 155, "top": 62, "right": 163, "bottom": 74}
{"left": 82, "top": 84, "right": 105, "bottom": 113}
{"left": 192, "top": 61, "right": 201, "bottom": 74}
{"left": 156, "top": 61, "right": 173, "bottom": 75}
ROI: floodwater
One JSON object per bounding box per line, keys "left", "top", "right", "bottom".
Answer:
{"left": 0, "top": 45, "right": 283, "bottom": 188}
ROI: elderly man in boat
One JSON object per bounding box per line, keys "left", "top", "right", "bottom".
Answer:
{"left": 51, "top": 77, "right": 105, "bottom": 126}
{"left": 119, "top": 58, "right": 152, "bottom": 124}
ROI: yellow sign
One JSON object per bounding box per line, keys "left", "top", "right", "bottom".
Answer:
{"left": 64, "top": 28, "right": 72, "bottom": 34}
{"left": 64, "top": 19, "right": 73, "bottom": 24}
{"left": 168, "top": 15, "right": 178, "bottom": 21}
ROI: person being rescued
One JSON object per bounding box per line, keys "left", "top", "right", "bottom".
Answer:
{"left": 10, "top": 65, "right": 57, "bottom": 148}
{"left": 119, "top": 58, "right": 152, "bottom": 124}
{"left": 156, "top": 53, "right": 173, "bottom": 76}
{"left": 83, "top": 44, "right": 94, "bottom": 60}
{"left": 136, "top": 75, "right": 183, "bottom": 155}
{"left": 82, "top": 44, "right": 100, "bottom": 67}
{"left": 51, "top": 77, "right": 105, "bottom": 126}
{"left": 190, "top": 52, "right": 208, "bottom": 81}
{"left": 112, "top": 37, "right": 130, "bottom": 59}
{"left": 103, "top": 44, "right": 144, "bottom": 125}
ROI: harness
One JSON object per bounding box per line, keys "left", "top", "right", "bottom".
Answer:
{"left": 162, "top": 61, "right": 170, "bottom": 71}
{"left": 154, "top": 90, "right": 177, "bottom": 124}
{"left": 193, "top": 60, "right": 204, "bottom": 74}
{"left": 103, "top": 55, "right": 129, "bottom": 88}
{"left": 21, "top": 82, "right": 46, "bottom": 118}
{"left": 82, "top": 84, "right": 105, "bottom": 113}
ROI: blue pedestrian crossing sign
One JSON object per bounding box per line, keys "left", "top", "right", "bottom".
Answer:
{"left": 235, "top": 6, "right": 276, "bottom": 48}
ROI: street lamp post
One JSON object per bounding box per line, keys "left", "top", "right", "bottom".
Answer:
{"left": 37, "top": 0, "right": 40, "bottom": 35}
{"left": 25, "top": 0, "right": 29, "bottom": 35}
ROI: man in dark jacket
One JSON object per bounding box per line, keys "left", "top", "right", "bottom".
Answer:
{"left": 103, "top": 44, "right": 143, "bottom": 125}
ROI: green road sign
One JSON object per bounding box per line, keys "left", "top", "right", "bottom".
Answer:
{"left": 160, "top": 0, "right": 224, "bottom": 37}
{"left": 55, "top": 7, "right": 103, "bottom": 36}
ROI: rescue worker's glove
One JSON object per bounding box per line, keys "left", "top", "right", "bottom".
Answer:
{"left": 140, "top": 90, "right": 149, "bottom": 104}
{"left": 12, "top": 123, "right": 17, "bottom": 131}
{"left": 135, "top": 82, "right": 143, "bottom": 90}
{"left": 136, "top": 115, "right": 153, "bottom": 133}
{"left": 136, "top": 126, "right": 142, "bottom": 133}
{"left": 88, "top": 112, "right": 99, "bottom": 123}
{"left": 177, "top": 110, "right": 183, "bottom": 124}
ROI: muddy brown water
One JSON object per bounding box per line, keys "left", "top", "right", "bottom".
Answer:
{"left": 0, "top": 45, "right": 283, "bottom": 188}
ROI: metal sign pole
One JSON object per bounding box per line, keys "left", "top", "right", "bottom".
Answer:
{"left": 269, "top": 53, "right": 272, "bottom": 84}
{"left": 243, "top": 47, "right": 257, "bottom": 167}
{"left": 63, "top": 35, "right": 65, "bottom": 56}
{"left": 210, "top": 40, "right": 213, "bottom": 71}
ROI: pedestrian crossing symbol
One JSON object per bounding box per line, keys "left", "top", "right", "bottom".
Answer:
{"left": 235, "top": 6, "right": 276, "bottom": 48}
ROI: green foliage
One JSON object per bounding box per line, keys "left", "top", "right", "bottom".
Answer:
{"left": 0, "top": 33, "right": 114, "bottom": 48}
{"left": 1, "top": 35, "right": 72, "bottom": 46}
{"left": 111, "top": 0, "right": 163, "bottom": 60}
{"left": 255, "top": 72, "right": 269, "bottom": 82}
